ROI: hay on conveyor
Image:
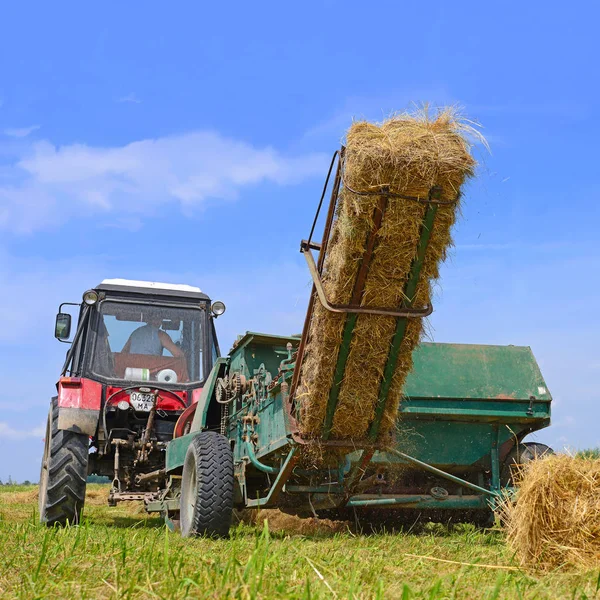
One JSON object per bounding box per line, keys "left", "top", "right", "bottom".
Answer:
{"left": 504, "top": 455, "right": 600, "bottom": 570}
{"left": 297, "top": 108, "right": 477, "bottom": 440}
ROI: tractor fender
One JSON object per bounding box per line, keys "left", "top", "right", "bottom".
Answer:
{"left": 189, "top": 358, "right": 229, "bottom": 433}
{"left": 55, "top": 377, "right": 102, "bottom": 436}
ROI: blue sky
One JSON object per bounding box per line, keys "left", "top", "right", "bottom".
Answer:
{"left": 0, "top": 1, "right": 598, "bottom": 481}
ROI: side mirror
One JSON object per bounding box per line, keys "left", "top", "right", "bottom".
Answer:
{"left": 55, "top": 313, "right": 72, "bottom": 340}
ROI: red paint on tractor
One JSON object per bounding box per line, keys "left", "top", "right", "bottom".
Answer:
{"left": 57, "top": 377, "right": 196, "bottom": 413}
{"left": 173, "top": 402, "right": 198, "bottom": 438}
{"left": 57, "top": 377, "right": 103, "bottom": 410}
{"left": 192, "top": 388, "right": 203, "bottom": 404}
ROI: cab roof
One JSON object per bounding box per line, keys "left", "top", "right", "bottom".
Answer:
{"left": 96, "top": 278, "right": 210, "bottom": 301}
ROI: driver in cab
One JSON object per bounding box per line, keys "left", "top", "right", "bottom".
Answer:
{"left": 122, "top": 314, "right": 184, "bottom": 357}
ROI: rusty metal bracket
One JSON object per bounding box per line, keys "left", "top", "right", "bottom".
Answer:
{"left": 341, "top": 181, "right": 460, "bottom": 206}
{"left": 300, "top": 243, "right": 433, "bottom": 318}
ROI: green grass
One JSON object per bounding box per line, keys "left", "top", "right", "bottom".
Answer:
{"left": 577, "top": 448, "right": 600, "bottom": 460}
{"left": 1, "top": 485, "right": 599, "bottom": 599}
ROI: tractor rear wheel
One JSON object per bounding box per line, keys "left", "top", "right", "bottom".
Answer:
{"left": 180, "top": 431, "right": 234, "bottom": 538}
{"left": 39, "top": 397, "right": 89, "bottom": 526}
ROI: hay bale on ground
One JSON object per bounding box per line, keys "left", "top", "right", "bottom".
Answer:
{"left": 504, "top": 454, "right": 600, "bottom": 570}
{"left": 297, "top": 108, "right": 477, "bottom": 440}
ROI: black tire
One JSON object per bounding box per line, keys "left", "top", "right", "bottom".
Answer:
{"left": 500, "top": 441, "right": 554, "bottom": 486}
{"left": 180, "top": 431, "right": 234, "bottom": 538}
{"left": 522, "top": 441, "right": 554, "bottom": 459}
{"left": 39, "top": 397, "right": 89, "bottom": 526}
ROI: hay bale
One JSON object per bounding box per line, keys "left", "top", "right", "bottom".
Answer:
{"left": 504, "top": 455, "right": 600, "bottom": 570}
{"left": 297, "top": 108, "right": 477, "bottom": 440}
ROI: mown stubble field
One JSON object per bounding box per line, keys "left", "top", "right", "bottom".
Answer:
{"left": 1, "top": 485, "right": 599, "bottom": 599}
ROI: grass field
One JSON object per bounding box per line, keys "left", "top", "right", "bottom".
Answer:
{"left": 1, "top": 485, "right": 599, "bottom": 599}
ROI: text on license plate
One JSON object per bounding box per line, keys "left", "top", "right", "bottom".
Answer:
{"left": 130, "top": 392, "right": 155, "bottom": 412}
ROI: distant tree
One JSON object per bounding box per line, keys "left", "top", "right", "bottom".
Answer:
{"left": 22, "top": 480, "right": 31, "bottom": 486}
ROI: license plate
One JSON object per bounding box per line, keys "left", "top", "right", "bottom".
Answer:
{"left": 130, "top": 392, "right": 155, "bottom": 412}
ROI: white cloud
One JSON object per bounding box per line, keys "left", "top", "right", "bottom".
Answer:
{"left": 3, "top": 125, "right": 40, "bottom": 138}
{"left": 0, "top": 130, "right": 327, "bottom": 233}
{"left": 0, "top": 421, "right": 45, "bottom": 440}
{"left": 117, "top": 93, "right": 141, "bottom": 104}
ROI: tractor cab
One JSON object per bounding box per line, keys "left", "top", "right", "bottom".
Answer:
{"left": 57, "top": 279, "right": 222, "bottom": 386}
{"left": 39, "top": 279, "right": 225, "bottom": 521}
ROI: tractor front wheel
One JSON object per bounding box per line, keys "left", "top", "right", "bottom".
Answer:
{"left": 180, "top": 431, "right": 234, "bottom": 538}
{"left": 39, "top": 397, "right": 89, "bottom": 526}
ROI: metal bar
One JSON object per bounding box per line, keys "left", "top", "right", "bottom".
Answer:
{"left": 490, "top": 424, "right": 500, "bottom": 492}
{"left": 135, "top": 468, "right": 165, "bottom": 485}
{"left": 341, "top": 181, "right": 459, "bottom": 205}
{"left": 400, "top": 407, "right": 550, "bottom": 417}
{"left": 245, "top": 448, "right": 298, "bottom": 508}
{"left": 297, "top": 438, "right": 383, "bottom": 449}
{"left": 343, "top": 449, "right": 375, "bottom": 494}
{"left": 285, "top": 485, "right": 345, "bottom": 494}
{"left": 387, "top": 448, "right": 498, "bottom": 497}
{"left": 346, "top": 494, "right": 487, "bottom": 509}
{"left": 288, "top": 150, "right": 344, "bottom": 406}
{"left": 368, "top": 202, "right": 439, "bottom": 440}
{"left": 146, "top": 499, "right": 180, "bottom": 513}
{"left": 307, "top": 150, "right": 340, "bottom": 247}
{"left": 322, "top": 194, "right": 389, "bottom": 439}
{"left": 244, "top": 440, "right": 279, "bottom": 474}
{"left": 317, "top": 147, "right": 345, "bottom": 272}
{"left": 301, "top": 248, "right": 433, "bottom": 317}
{"left": 61, "top": 306, "right": 90, "bottom": 374}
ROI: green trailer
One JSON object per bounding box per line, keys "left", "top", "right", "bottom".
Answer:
{"left": 155, "top": 333, "right": 551, "bottom": 531}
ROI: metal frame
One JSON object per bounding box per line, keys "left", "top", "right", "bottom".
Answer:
{"left": 300, "top": 244, "right": 433, "bottom": 318}
{"left": 290, "top": 148, "right": 455, "bottom": 441}
{"left": 244, "top": 448, "right": 298, "bottom": 508}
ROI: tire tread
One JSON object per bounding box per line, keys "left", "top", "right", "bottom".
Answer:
{"left": 181, "top": 431, "right": 233, "bottom": 538}
{"left": 40, "top": 397, "right": 88, "bottom": 526}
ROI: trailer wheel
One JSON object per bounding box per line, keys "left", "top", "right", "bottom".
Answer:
{"left": 522, "top": 441, "right": 554, "bottom": 459}
{"left": 501, "top": 441, "right": 554, "bottom": 486}
{"left": 39, "top": 397, "right": 89, "bottom": 526}
{"left": 180, "top": 431, "right": 234, "bottom": 538}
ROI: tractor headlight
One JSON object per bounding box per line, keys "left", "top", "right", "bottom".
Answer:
{"left": 211, "top": 301, "right": 226, "bottom": 317}
{"left": 117, "top": 400, "right": 129, "bottom": 411}
{"left": 83, "top": 290, "right": 99, "bottom": 306}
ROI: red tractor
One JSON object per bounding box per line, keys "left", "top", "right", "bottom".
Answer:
{"left": 39, "top": 279, "right": 227, "bottom": 525}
